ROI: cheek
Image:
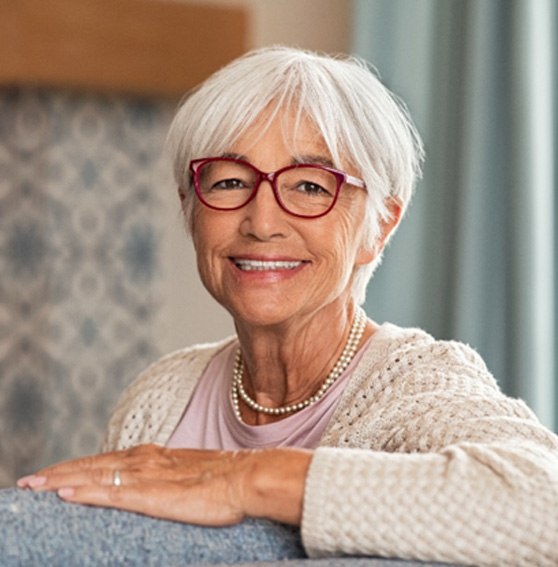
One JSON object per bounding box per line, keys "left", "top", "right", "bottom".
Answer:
{"left": 191, "top": 218, "right": 217, "bottom": 279}
{"left": 191, "top": 205, "right": 224, "bottom": 254}
{"left": 335, "top": 206, "right": 368, "bottom": 259}
{"left": 191, "top": 225, "right": 205, "bottom": 262}
{"left": 191, "top": 209, "right": 239, "bottom": 283}
{"left": 311, "top": 213, "right": 365, "bottom": 283}
{"left": 326, "top": 208, "right": 375, "bottom": 275}
{"left": 191, "top": 234, "right": 210, "bottom": 287}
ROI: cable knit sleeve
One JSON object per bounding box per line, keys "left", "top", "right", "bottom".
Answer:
{"left": 303, "top": 325, "right": 558, "bottom": 566}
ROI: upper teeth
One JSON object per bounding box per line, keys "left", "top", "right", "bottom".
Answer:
{"left": 234, "top": 259, "right": 302, "bottom": 271}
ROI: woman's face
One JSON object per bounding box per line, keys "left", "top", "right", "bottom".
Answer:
{"left": 188, "top": 111, "right": 375, "bottom": 328}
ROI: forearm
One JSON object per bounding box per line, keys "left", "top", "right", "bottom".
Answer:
{"left": 240, "top": 448, "right": 313, "bottom": 526}
{"left": 302, "top": 445, "right": 558, "bottom": 566}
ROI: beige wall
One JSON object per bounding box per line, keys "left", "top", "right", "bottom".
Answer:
{"left": 182, "top": 0, "right": 351, "bottom": 53}
{"left": 155, "top": 0, "right": 353, "bottom": 353}
{"left": 248, "top": 0, "right": 351, "bottom": 53}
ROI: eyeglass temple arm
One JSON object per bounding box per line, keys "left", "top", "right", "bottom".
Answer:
{"left": 345, "top": 173, "right": 366, "bottom": 189}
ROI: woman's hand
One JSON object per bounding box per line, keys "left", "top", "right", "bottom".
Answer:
{"left": 17, "top": 444, "right": 313, "bottom": 526}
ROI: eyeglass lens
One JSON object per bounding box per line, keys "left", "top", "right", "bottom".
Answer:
{"left": 196, "top": 160, "right": 338, "bottom": 217}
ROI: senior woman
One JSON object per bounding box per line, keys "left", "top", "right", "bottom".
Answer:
{"left": 9, "top": 47, "right": 558, "bottom": 567}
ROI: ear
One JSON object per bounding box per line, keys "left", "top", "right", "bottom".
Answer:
{"left": 355, "top": 197, "right": 403, "bottom": 266}
{"left": 376, "top": 197, "right": 403, "bottom": 251}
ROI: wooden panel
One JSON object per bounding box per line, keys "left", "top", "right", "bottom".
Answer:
{"left": 0, "top": 0, "right": 248, "bottom": 96}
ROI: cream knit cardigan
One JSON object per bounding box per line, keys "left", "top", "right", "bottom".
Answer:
{"left": 103, "top": 323, "right": 558, "bottom": 567}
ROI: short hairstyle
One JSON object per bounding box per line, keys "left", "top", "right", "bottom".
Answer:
{"left": 167, "top": 46, "right": 424, "bottom": 304}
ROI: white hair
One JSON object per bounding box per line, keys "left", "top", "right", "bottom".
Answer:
{"left": 167, "top": 46, "right": 424, "bottom": 304}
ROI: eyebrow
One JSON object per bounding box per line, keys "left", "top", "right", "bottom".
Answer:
{"left": 292, "top": 154, "right": 335, "bottom": 168}
{"left": 221, "top": 152, "right": 244, "bottom": 160}
{"left": 219, "top": 152, "right": 336, "bottom": 169}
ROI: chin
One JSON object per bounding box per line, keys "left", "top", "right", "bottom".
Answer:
{"left": 229, "top": 302, "right": 299, "bottom": 328}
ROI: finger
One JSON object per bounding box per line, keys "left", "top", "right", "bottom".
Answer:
{"left": 20, "top": 467, "right": 122, "bottom": 492}
{"left": 39, "top": 445, "right": 176, "bottom": 477}
{"left": 57, "top": 481, "right": 245, "bottom": 526}
{"left": 27, "top": 446, "right": 224, "bottom": 480}
{"left": 17, "top": 474, "right": 48, "bottom": 489}
{"left": 18, "top": 446, "right": 235, "bottom": 490}
{"left": 37, "top": 450, "right": 127, "bottom": 476}
{"left": 18, "top": 459, "right": 114, "bottom": 490}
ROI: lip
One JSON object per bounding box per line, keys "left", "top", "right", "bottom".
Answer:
{"left": 228, "top": 255, "right": 310, "bottom": 277}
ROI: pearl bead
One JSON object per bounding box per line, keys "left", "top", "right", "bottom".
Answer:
{"left": 231, "top": 308, "right": 367, "bottom": 421}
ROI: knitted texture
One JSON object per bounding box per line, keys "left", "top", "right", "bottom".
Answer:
{"left": 102, "top": 337, "right": 236, "bottom": 451}
{"left": 102, "top": 323, "right": 558, "bottom": 566}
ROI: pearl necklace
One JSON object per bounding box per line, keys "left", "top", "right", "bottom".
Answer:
{"left": 231, "top": 308, "right": 367, "bottom": 420}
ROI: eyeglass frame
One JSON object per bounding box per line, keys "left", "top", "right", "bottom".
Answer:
{"left": 189, "top": 156, "right": 367, "bottom": 219}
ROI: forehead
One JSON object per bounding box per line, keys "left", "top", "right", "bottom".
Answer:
{"left": 228, "top": 108, "right": 333, "bottom": 163}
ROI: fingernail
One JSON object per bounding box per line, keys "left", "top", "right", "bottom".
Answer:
{"left": 17, "top": 475, "right": 47, "bottom": 488}
{"left": 58, "top": 488, "right": 75, "bottom": 499}
{"left": 16, "top": 475, "right": 33, "bottom": 488}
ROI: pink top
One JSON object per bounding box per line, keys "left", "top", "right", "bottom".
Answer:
{"left": 166, "top": 337, "right": 371, "bottom": 450}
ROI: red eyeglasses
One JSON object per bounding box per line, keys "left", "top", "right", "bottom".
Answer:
{"left": 189, "top": 157, "right": 366, "bottom": 219}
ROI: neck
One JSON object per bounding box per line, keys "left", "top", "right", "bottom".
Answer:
{"left": 233, "top": 303, "right": 375, "bottom": 423}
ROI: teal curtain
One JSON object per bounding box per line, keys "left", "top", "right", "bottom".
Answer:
{"left": 354, "top": 0, "right": 557, "bottom": 431}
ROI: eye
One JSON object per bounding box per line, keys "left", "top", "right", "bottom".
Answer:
{"left": 295, "top": 180, "right": 333, "bottom": 197}
{"left": 198, "top": 160, "right": 255, "bottom": 193}
{"left": 211, "top": 178, "right": 248, "bottom": 191}
{"left": 279, "top": 166, "right": 338, "bottom": 199}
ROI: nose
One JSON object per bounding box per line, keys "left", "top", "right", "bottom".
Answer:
{"left": 239, "top": 179, "right": 288, "bottom": 240}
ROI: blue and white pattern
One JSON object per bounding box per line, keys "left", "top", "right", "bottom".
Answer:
{"left": 0, "top": 88, "right": 175, "bottom": 486}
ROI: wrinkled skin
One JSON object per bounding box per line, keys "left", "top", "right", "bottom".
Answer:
{"left": 19, "top": 110, "right": 399, "bottom": 526}
{"left": 18, "top": 444, "right": 313, "bottom": 526}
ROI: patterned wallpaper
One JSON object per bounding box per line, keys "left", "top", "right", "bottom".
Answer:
{"left": 0, "top": 88, "right": 175, "bottom": 486}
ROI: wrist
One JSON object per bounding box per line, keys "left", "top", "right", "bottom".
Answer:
{"left": 240, "top": 448, "right": 313, "bottom": 525}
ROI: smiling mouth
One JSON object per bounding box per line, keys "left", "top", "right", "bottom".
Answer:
{"left": 232, "top": 259, "right": 306, "bottom": 271}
